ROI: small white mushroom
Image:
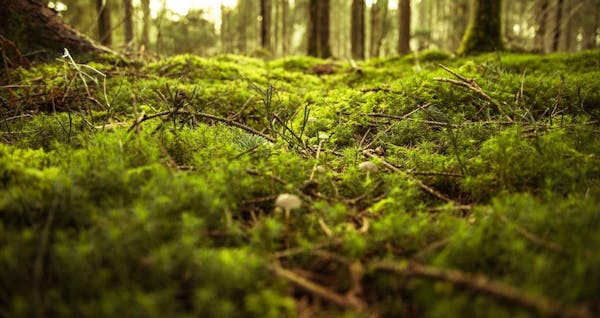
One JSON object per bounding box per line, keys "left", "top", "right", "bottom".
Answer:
{"left": 275, "top": 193, "right": 302, "bottom": 223}
{"left": 358, "top": 161, "right": 378, "bottom": 173}
{"left": 359, "top": 161, "right": 378, "bottom": 182}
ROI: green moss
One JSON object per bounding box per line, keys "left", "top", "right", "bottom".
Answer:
{"left": 1, "top": 51, "right": 599, "bottom": 317}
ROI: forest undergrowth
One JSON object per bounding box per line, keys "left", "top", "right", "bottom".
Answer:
{"left": 1, "top": 49, "right": 599, "bottom": 317}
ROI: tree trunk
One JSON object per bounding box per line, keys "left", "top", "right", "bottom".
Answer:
{"left": 260, "top": 0, "right": 272, "bottom": 52}
{"left": 307, "top": 0, "right": 331, "bottom": 58}
{"left": 319, "top": 0, "right": 332, "bottom": 58}
{"left": 141, "top": 0, "right": 150, "bottom": 49}
{"left": 458, "top": 0, "right": 504, "bottom": 55}
{"left": 274, "top": 0, "right": 280, "bottom": 55}
{"left": 398, "top": 0, "right": 411, "bottom": 55}
{"left": 351, "top": 0, "right": 366, "bottom": 59}
{"left": 582, "top": 0, "right": 599, "bottom": 49}
{"left": 237, "top": 0, "right": 251, "bottom": 53}
{"left": 452, "top": 0, "right": 469, "bottom": 51}
{"left": 534, "top": 0, "right": 549, "bottom": 52}
{"left": 308, "top": 0, "right": 319, "bottom": 56}
{"left": 123, "top": 0, "right": 134, "bottom": 45}
{"left": 96, "top": 0, "right": 112, "bottom": 46}
{"left": 370, "top": 0, "right": 388, "bottom": 58}
{"left": 0, "top": 0, "right": 112, "bottom": 62}
{"left": 552, "top": 0, "right": 563, "bottom": 51}
{"left": 281, "top": 0, "right": 290, "bottom": 55}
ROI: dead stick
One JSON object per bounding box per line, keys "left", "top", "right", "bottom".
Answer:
{"left": 271, "top": 264, "right": 366, "bottom": 311}
{"left": 497, "top": 214, "right": 565, "bottom": 254}
{"left": 127, "top": 110, "right": 276, "bottom": 142}
{"left": 363, "top": 150, "right": 455, "bottom": 204}
{"left": 373, "top": 260, "right": 590, "bottom": 318}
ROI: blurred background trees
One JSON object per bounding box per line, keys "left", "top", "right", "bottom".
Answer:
{"left": 17, "top": 0, "right": 600, "bottom": 59}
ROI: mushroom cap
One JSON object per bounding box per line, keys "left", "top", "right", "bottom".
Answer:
{"left": 275, "top": 193, "right": 303, "bottom": 210}
{"left": 358, "top": 161, "right": 378, "bottom": 172}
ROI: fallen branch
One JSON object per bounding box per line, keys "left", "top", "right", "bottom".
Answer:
{"left": 270, "top": 263, "right": 366, "bottom": 311}
{"left": 434, "top": 64, "right": 504, "bottom": 117}
{"left": 373, "top": 260, "right": 591, "bottom": 318}
{"left": 497, "top": 213, "right": 565, "bottom": 254}
{"left": 127, "top": 109, "right": 276, "bottom": 142}
{"left": 362, "top": 149, "right": 457, "bottom": 204}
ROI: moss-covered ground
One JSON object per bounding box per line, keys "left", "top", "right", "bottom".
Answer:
{"left": 1, "top": 50, "right": 599, "bottom": 317}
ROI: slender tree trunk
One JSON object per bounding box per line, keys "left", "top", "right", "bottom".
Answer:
{"left": 0, "top": 0, "right": 112, "bottom": 61}
{"left": 370, "top": 2, "right": 381, "bottom": 57}
{"left": 260, "top": 0, "right": 272, "bottom": 52}
{"left": 351, "top": 0, "right": 366, "bottom": 59}
{"left": 375, "top": 1, "right": 389, "bottom": 56}
{"left": 237, "top": 0, "right": 250, "bottom": 53}
{"left": 141, "top": 0, "right": 150, "bottom": 49}
{"left": 552, "top": 0, "right": 563, "bottom": 51}
{"left": 320, "top": 0, "right": 332, "bottom": 58}
{"left": 458, "top": 0, "right": 504, "bottom": 55}
{"left": 535, "top": 0, "right": 549, "bottom": 52}
{"left": 96, "top": 0, "right": 112, "bottom": 46}
{"left": 281, "top": 0, "right": 290, "bottom": 55}
{"left": 308, "top": 0, "right": 319, "bottom": 56}
{"left": 123, "top": 0, "right": 134, "bottom": 45}
{"left": 274, "top": 0, "right": 280, "bottom": 55}
{"left": 398, "top": 0, "right": 411, "bottom": 55}
{"left": 562, "top": 0, "right": 572, "bottom": 51}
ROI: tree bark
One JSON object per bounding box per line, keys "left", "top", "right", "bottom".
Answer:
{"left": 260, "top": 0, "right": 272, "bottom": 52}
{"left": 308, "top": 0, "right": 319, "bottom": 56}
{"left": 281, "top": 0, "right": 290, "bottom": 55}
{"left": 582, "top": 0, "right": 599, "bottom": 49}
{"left": 307, "top": 0, "right": 331, "bottom": 58}
{"left": 0, "top": 0, "right": 112, "bottom": 61}
{"left": 534, "top": 0, "right": 549, "bottom": 52}
{"left": 458, "top": 0, "right": 504, "bottom": 55}
{"left": 319, "top": 0, "right": 332, "bottom": 58}
{"left": 96, "top": 0, "right": 112, "bottom": 46}
{"left": 397, "top": 0, "right": 411, "bottom": 55}
{"left": 141, "top": 0, "right": 150, "bottom": 49}
{"left": 351, "top": 0, "right": 366, "bottom": 59}
{"left": 452, "top": 0, "right": 469, "bottom": 51}
{"left": 123, "top": 0, "right": 134, "bottom": 45}
{"left": 552, "top": 0, "right": 563, "bottom": 52}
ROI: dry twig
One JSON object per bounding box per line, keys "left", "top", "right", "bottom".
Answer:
{"left": 270, "top": 263, "right": 366, "bottom": 311}
{"left": 373, "top": 260, "right": 590, "bottom": 318}
{"left": 362, "top": 149, "right": 456, "bottom": 204}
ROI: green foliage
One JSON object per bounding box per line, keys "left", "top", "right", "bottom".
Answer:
{"left": 1, "top": 51, "right": 599, "bottom": 317}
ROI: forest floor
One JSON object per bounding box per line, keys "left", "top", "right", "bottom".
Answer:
{"left": 1, "top": 50, "right": 599, "bottom": 318}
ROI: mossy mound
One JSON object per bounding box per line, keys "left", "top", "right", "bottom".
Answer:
{"left": 1, "top": 51, "right": 599, "bottom": 318}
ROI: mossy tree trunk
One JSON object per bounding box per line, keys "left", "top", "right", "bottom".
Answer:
{"left": 0, "top": 0, "right": 112, "bottom": 62}
{"left": 96, "top": 0, "right": 112, "bottom": 46}
{"left": 351, "top": 0, "right": 366, "bottom": 59}
{"left": 458, "top": 0, "right": 504, "bottom": 55}
{"left": 451, "top": 0, "right": 469, "bottom": 51}
{"left": 397, "top": 0, "right": 411, "bottom": 55}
